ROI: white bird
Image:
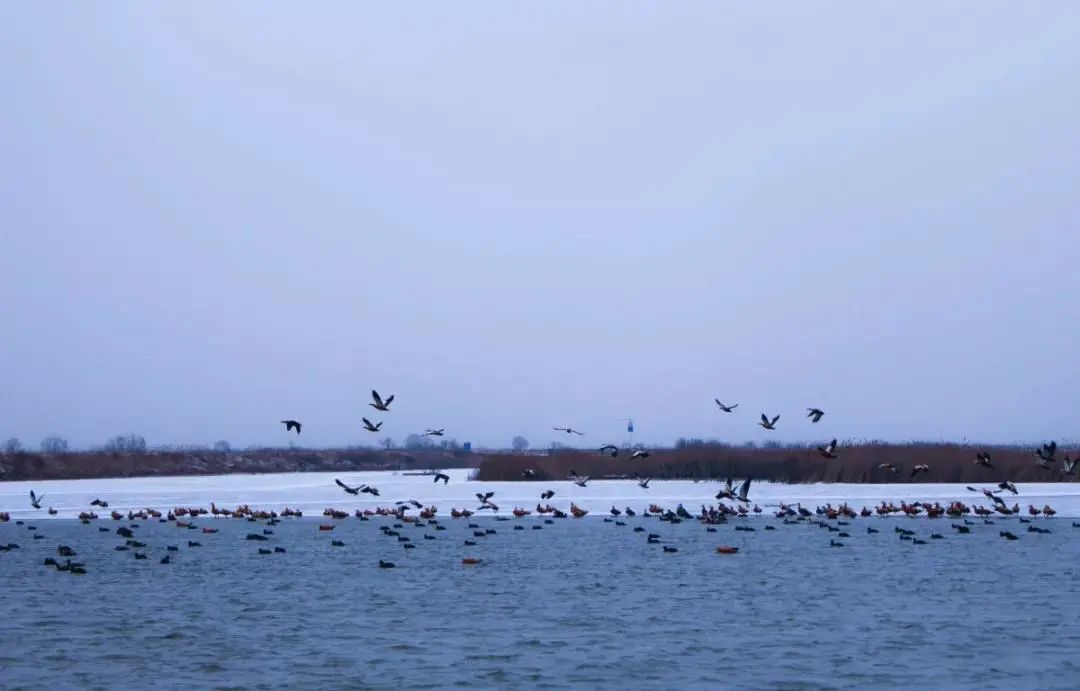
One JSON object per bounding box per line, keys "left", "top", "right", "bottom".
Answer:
{"left": 1064, "top": 455, "right": 1077, "bottom": 475}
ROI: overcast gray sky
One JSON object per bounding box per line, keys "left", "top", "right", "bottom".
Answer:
{"left": 2, "top": 3, "right": 1078, "bottom": 451}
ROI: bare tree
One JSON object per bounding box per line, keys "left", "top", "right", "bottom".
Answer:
{"left": 213, "top": 440, "right": 231, "bottom": 452}
{"left": 104, "top": 434, "right": 147, "bottom": 453}
{"left": 512, "top": 436, "right": 529, "bottom": 452}
{"left": 380, "top": 437, "right": 395, "bottom": 450}
{"left": 40, "top": 436, "right": 69, "bottom": 454}
{"left": 405, "top": 433, "right": 433, "bottom": 450}
{"left": 3, "top": 437, "right": 22, "bottom": 454}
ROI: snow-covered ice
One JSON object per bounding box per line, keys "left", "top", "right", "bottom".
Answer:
{"left": 3, "top": 470, "right": 1080, "bottom": 518}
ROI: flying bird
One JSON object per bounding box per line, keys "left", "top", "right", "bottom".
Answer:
{"left": 974, "top": 452, "right": 993, "bottom": 469}
{"left": 733, "top": 478, "right": 752, "bottom": 504}
{"left": 362, "top": 418, "right": 383, "bottom": 433}
{"left": 878, "top": 463, "right": 898, "bottom": 474}
{"left": 540, "top": 490, "right": 555, "bottom": 500}
{"left": 1035, "top": 441, "right": 1058, "bottom": 466}
{"left": 433, "top": 472, "right": 450, "bottom": 484}
{"left": 1064, "top": 455, "right": 1078, "bottom": 475}
{"left": 29, "top": 490, "right": 44, "bottom": 510}
{"left": 997, "top": 481, "right": 1019, "bottom": 495}
{"left": 758, "top": 414, "right": 780, "bottom": 431}
{"left": 816, "top": 439, "right": 838, "bottom": 459}
{"left": 911, "top": 464, "right": 930, "bottom": 478}
{"left": 521, "top": 469, "right": 537, "bottom": 479}
{"left": 281, "top": 420, "right": 302, "bottom": 434}
{"left": 717, "top": 477, "right": 752, "bottom": 503}
{"left": 971, "top": 489, "right": 1008, "bottom": 509}
{"left": 574, "top": 476, "right": 591, "bottom": 488}
{"left": 423, "top": 429, "right": 445, "bottom": 437}
{"left": 638, "top": 477, "right": 651, "bottom": 489}
{"left": 335, "top": 479, "right": 361, "bottom": 495}
{"left": 632, "top": 450, "right": 651, "bottom": 459}
{"left": 715, "top": 400, "right": 738, "bottom": 413}
{"left": 361, "top": 485, "right": 380, "bottom": 496}
{"left": 806, "top": 408, "right": 825, "bottom": 423}
{"left": 476, "top": 492, "right": 495, "bottom": 504}
{"left": 369, "top": 390, "right": 395, "bottom": 412}
{"left": 599, "top": 444, "right": 618, "bottom": 458}
{"left": 553, "top": 427, "right": 585, "bottom": 435}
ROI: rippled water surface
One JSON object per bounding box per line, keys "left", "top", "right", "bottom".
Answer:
{"left": 4, "top": 512, "right": 1080, "bottom": 690}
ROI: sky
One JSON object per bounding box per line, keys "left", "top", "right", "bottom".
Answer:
{"left": 1, "top": 3, "right": 1079, "bottom": 451}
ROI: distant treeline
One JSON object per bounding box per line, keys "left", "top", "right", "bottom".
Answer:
{"left": 0, "top": 448, "right": 478, "bottom": 482}
{"left": 2, "top": 442, "right": 1075, "bottom": 484}
{"left": 473, "top": 443, "right": 1079, "bottom": 484}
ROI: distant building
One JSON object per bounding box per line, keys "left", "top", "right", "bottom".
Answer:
{"left": 463, "top": 442, "right": 472, "bottom": 453}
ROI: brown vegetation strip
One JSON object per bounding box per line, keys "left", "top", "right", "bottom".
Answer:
{"left": 2, "top": 444, "right": 1075, "bottom": 484}
{"left": 0, "top": 449, "right": 476, "bottom": 482}
{"left": 474, "top": 445, "right": 1079, "bottom": 484}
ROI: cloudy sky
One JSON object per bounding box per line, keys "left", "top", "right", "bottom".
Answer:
{"left": 2, "top": 3, "right": 1078, "bottom": 450}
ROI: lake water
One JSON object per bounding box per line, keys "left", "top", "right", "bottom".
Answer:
{"left": 3, "top": 471, "right": 1080, "bottom": 689}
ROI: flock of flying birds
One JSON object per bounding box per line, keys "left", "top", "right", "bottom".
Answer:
{"left": 19, "top": 392, "right": 1076, "bottom": 515}
{"left": 279, "top": 392, "right": 1078, "bottom": 482}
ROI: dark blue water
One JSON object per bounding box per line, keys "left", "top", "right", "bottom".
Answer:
{"left": 3, "top": 516, "right": 1080, "bottom": 690}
